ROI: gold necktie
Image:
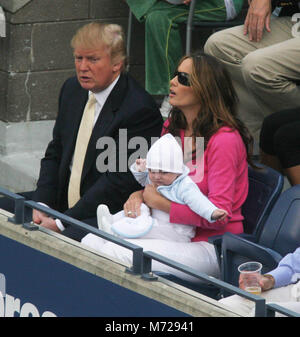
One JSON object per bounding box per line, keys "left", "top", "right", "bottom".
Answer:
{"left": 68, "top": 93, "right": 96, "bottom": 208}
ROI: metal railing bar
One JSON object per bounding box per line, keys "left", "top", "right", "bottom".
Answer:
{"left": 186, "top": 0, "right": 197, "bottom": 55}
{"left": 0, "top": 187, "right": 25, "bottom": 224}
{"left": 23, "top": 200, "right": 144, "bottom": 274}
{"left": 143, "top": 251, "right": 266, "bottom": 316}
{"left": 1, "top": 186, "right": 298, "bottom": 317}
{"left": 266, "top": 303, "right": 300, "bottom": 317}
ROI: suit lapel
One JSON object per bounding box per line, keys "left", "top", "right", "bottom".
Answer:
{"left": 81, "top": 73, "right": 128, "bottom": 181}
{"left": 70, "top": 89, "right": 89, "bottom": 146}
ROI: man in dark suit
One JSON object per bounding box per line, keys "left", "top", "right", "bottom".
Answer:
{"left": 31, "top": 22, "right": 163, "bottom": 241}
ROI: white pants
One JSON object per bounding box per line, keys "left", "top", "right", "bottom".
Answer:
{"left": 81, "top": 233, "right": 219, "bottom": 282}
{"left": 110, "top": 203, "right": 195, "bottom": 242}
{"left": 219, "top": 280, "right": 300, "bottom": 317}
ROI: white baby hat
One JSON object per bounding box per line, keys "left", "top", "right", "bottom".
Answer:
{"left": 146, "top": 133, "right": 184, "bottom": 174}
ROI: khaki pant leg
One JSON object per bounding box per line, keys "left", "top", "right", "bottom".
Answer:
{"left": 204, "top": 16, "right": 298, "bottom": 145}
{"left": 242, "top": 37, "right": 300, "bottom": 121}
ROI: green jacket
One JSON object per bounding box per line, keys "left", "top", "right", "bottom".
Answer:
{"left": 126, "top": 0, "right": 157, "bottom": 21}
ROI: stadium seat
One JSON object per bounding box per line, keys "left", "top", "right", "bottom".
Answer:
{"left": 155, "top": 164, "right": 284, "bottom": 299}
{"left": 209, "top": 163, "right": 284, "bottom": 267}
{"left": 185, "top": 0, "right": 247, "bottom": 55}
{"left": 220, "top": 185, "right": 300, "bottom": 296}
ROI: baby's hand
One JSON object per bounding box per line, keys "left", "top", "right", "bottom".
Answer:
{"left": 211, "top": 209, "right": 228, "bottom": 221}
{"left": 135, "top": 158, "right": 147, "bottom": 172}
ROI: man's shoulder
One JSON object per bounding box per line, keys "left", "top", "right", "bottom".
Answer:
{"left": 125, "top": 73, "right": 157, "bottom": 106}
{"left": 62, "top": 76, "right": 83, "bottom": 91}
{"left": 59, "top": 76, "right": 86, "bottom": 100}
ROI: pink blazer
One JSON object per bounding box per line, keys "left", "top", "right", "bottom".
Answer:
{"left": 162, "top": 122, "right": 248, "bottom": 242}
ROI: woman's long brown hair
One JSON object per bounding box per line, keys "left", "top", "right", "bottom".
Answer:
{"left": 166, "top": 52, "right": 255, "bottom": 167}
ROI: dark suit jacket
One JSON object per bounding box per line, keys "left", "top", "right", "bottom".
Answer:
{"left": 33, "top": 72, "right": 163, "bottom": 223}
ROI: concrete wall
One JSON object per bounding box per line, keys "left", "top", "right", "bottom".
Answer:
{"left": 0, "top": 0, "right": 144, "bottom": 123}
{"left": 0, "top": 0, "right": 145, "bottom": 192}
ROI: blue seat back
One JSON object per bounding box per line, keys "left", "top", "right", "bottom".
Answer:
{"left": 241, "top": 164, "right": 284, "bottom": 236}
{"left": 155, "top": 165, "right": 283, "bottom": 297}
{"left": 221, "top": 185, "right": 300, "bottom": 293}
{"left": 259, "top": 185, "right": 300, "bottom": 256}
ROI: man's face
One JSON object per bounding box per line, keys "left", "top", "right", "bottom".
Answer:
{"left": 74, "top": 45, "right": 122, "bottom": 93}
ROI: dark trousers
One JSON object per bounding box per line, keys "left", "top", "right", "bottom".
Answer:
{"left": 0, "top": 191, "right": 97, "bottom": 242}
{"left": 259, "top": 108, "right": 300, "bottom": 169}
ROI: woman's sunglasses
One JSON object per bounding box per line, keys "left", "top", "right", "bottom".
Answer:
{"left": 173, "top": 71, "right": 190, "bottom": 87}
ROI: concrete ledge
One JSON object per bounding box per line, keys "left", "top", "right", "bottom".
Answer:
{"left": 0, "top": 120, "right": 54, "bottom": 192}
{"left": 0, "top": 120, "right": 54, "bottom": 155}
{"left": 0, "top": 210, "right": 241, "bottom": 317}
{"left": 0, "top": 151, "right": 42, "bottom": 192}
{"left": 0, "top": 0, "right": 31, "bottom": 13}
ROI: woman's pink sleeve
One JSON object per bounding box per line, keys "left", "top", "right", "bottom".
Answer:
{"left": 169, "top": 131, "right": 244, "bottom": 229}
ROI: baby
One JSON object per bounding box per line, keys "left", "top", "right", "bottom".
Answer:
{"left": 97, "top": 134, "right": 227, "bottom": 242}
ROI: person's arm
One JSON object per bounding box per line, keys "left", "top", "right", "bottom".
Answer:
{"left": 267, "top": 247, "right": 300, "bottom": 288}
{"left": 244, "top": 0, "right": 272, "bottom": 42}
{"left": 143, "top": 184, "right": 171, "bottom": 213}
{"left": 239, "top": 248, "right": 300, "bottom": 292}
{"left": 177, "top": 179, "right": 219, "bottom": 222}
{"left": 130, "top": 160, "right": 148, "bottom": 187}
{"left": 169, "top": 130, "right": 245, "bottom": 229}
{"left": 33, "top": 79, "right": 69, "bottom": 209}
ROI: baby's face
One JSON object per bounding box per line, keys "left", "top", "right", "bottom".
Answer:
{"left": 148, "top": 169, "right": 179, "bottom": 186}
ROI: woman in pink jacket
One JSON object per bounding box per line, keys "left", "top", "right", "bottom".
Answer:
{"left": 82, "top": 52, "right": 254, "bottom": 281}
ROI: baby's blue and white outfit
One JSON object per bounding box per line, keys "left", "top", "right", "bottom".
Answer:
{"left": 99, "top": 134, "right": 218, "bottom": 242}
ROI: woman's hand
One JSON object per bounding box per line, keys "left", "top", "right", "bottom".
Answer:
{"left": 123, "top": 190, "right": 144, "bottom": 218}
{"left": 244, "top": 0, "right": 272, "bottom": 42}
{"left": 143, "top": 185, "right": 171, "bottom": 213}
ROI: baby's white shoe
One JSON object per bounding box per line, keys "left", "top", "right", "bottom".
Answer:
{"left": 97, "top": 204, "right": 112, "bottom": 230}
{"left": 101, "top": 216, "right": 114, "bottom": 235}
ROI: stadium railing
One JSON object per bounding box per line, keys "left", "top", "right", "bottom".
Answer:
{"left": 0, "top": 186, "right": 299, "bottom": 317}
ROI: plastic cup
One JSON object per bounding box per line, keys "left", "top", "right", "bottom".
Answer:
{"left": 238, "top": 261, "right": 262, "bottom": 295}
